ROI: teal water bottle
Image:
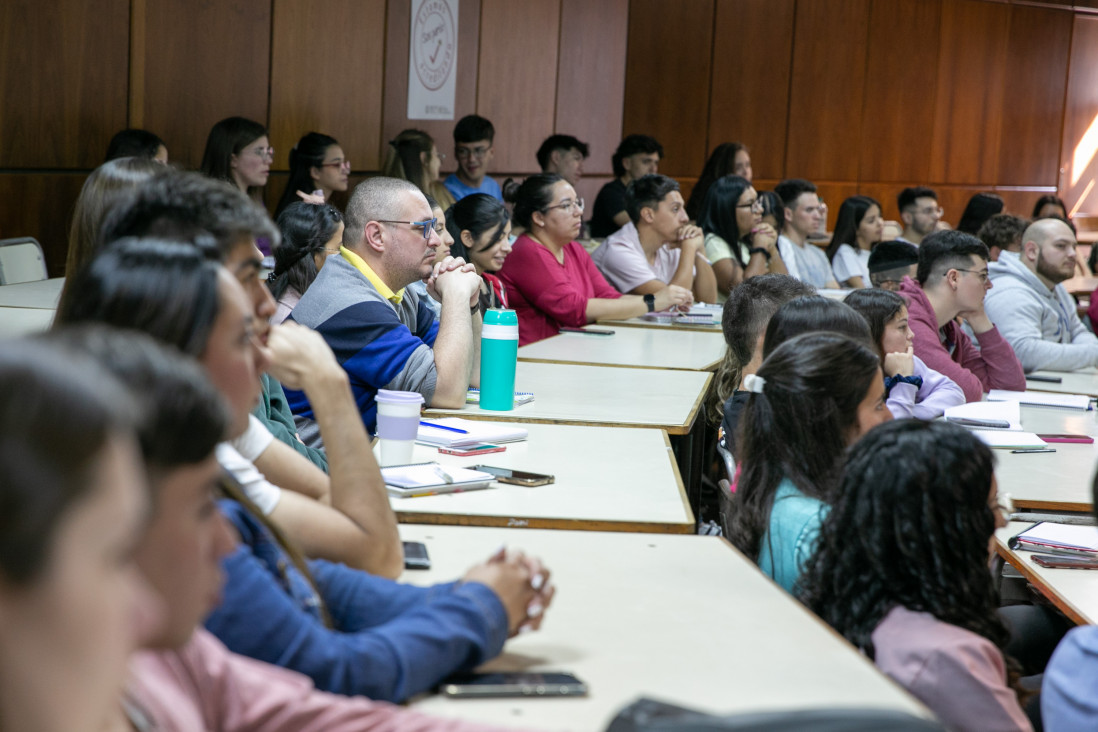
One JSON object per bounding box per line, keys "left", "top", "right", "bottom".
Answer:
{"left": 480, "top": 309, "right": 518, "bottom": 410}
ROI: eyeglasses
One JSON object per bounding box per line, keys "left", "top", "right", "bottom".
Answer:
{"left": 953, "top": 268, "right": 989, "bottom": 284}
{"left": 436, "top": 151, "right": 447, "bottom": 162}
{"left": 915, "top": 206, "right": 945, "bottom": 218}
{"left": 736, "top": 198, "right": 764, "bottom": 213}
{"left": 543, "top": 197, "right": 585, "bottom": 216}
{"left": 320, "top": 159, "right": 351, "bottom": 170}
{"left": 250, "top": 146, "right": 275, "bottom": 161}
{"left": 377, "top": 218, "right": 438, "bottom": 240}
{"left": 455, "top": 145, "right": 491, "bottom": 159}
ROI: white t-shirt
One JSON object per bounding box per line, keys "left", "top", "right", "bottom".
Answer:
{"left": 832, "top": 244, "right": 871, "bottom": 286}
{"left": 778, "top": 235, "right": 834, "bottom": 288}
{"left": 590, "top": 221, "right": 689, "bottom": 293}
{"left": 215, "top": 442, "right": 282, "bottom": 516}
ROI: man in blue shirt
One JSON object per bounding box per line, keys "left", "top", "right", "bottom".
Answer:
{"left": 443, "top": 114, "right": 503, "bottom": 202}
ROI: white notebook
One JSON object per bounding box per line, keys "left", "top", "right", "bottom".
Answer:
{"left": 416, "top": 419, "right": 529, "bottom": 448}
{"left": 988, "top": 389, "right": 1092, "bottom": 411}
{"left": 970, "top": 430, "right": 1048, "bottom": 449}
{"left": 1012, "top": 522, "right": 1098, "bottom": 553}
{"left": 382, "top": 462, "right": 495, "bottom": 498}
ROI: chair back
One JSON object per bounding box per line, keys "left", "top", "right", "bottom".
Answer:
{"left": 0, "top": 238, "right": 48, "bottom": 284}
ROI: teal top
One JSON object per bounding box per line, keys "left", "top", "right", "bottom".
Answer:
{"left": 756, "top": 479, "right": 828, "bottom": 594}
{"left": 254, "top": 374, "right": 329, "bottom": 473}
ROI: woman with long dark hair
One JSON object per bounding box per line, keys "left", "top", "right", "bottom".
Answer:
{"left": 685, "top": 142, "right": 752, "bottom": 221}
{"left": 381, "top": 128, "right": 454, "bottom": 211}
{"left": 200, "top": 116, "right": 271, "bottom": 202}
{"left": 799, "top": 419, "right": 1030, "bottom": 732}
{"left": 269, "top": 202, "right": 345, "bottom": 323}
{"left": 273, "top": 132, "right": 350, "bottom": 218}
{"left": 726, "top": 331, "right": 891, "bottom": 592}
{"left": 698, "top": 175, "right": 786, "bottom": 301}
{"left": 446, "top": 192, "right": 512, "bottom": 311}
{"left": 825, "top": 195, "right": 884, "bottom": 288}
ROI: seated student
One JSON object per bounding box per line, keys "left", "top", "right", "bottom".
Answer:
{"left": 47, "top": 328, "right": 523, "bottom": 730}
{"left": 867, "top": 240, "right": 919, "bottom": 291}
{"left": 900, "top": 230, "right": 1026, "bottom": 402}
{"left": 897, "top": 186, "right": 942, "bottom": 246}
{"left": 1033, "top": 193, "right": 1068, "bottom": 221}
{"left": 106, "top": 127, "right": 169, "bottom": 163}
{"left": 774, "top": 178, "right": 839, "bottom": 289}
{"left": 406, "top": 194, "right": 457, "bottom": 322}
{"left": 0, "top": 341, "right": 161, "bottom": 732}
{"left": 726, "top": 331, "right": 891, "bottom": 593}
{"left": 958, "top": 192, "right": 1005, "bottom": 236}
{"left": 715, "top": 275, "right": 814, "bottom": 451}
{"left": 443, "top": 115, "right": 502, "bottom": 203}
{"left": 685, "top": 142, "right": 752, "bottom": 222}
{"left": 288, "top": 176, "right": 482, "bottom": 435}
{"left": 800, "top": 420, "right": 1031, "bottom": 732}
{"left": 985, "top": 217, "right": 1098, "bottom": 371}
{"left": 589, "top": 134, "right": 663, "bottom": 238}
{"left": 536, "top": 133, "right": 588, "bottom": 186}
{"left": 698, "top": 175, "right": 787, "bottom": 303}
{"left": 200, "top": 116, "right": 271, "bottom": 208}
{"left": 446, "top": 192, "right": 513, "bottom": 312}
{"left": 498, "top": 173, "right": 692, "bottom": 345}
{"left": 590, "top": 174, "right": 717, "bottom": 303}
{"left": 274, "top": 132, "right": 350, "bottom": 218}
{"left": 845, "top": 289, "right": 965, "bottom": 420}
{"left": 269, "top": 202, "right": 345, "bottom": 324}
{"left": 979, "top": 213, "right": 1027, "bottom": 262}
{"left": 384, "top": 128, "right": 455, "bottom": 211}
{"left": 825, "top": 195, "right": 885, "bottom": 288}
{"left": 58, "top": 239, "right": 404, "bottom": 578}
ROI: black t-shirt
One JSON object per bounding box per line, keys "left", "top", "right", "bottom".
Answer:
{"left": 720, "top": 390, "right": 751, "bottom": 456}
{"left": 589, "top": 178, "right": 628, "bottom": 238}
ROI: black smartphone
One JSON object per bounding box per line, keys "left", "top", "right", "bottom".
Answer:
{"left": 1033, "top": 553, "right": 1098, "bottom": 569}
{"left": 472, "top": 465, "right": 555, "bottom": 487}
{"left": 440, "top": 671, "right": 587, "bottom": 698}
{"left": 402, "top": 541, "right": 431, "bottom": 570}
{"left": 559, "top": 327, "right": 614, "bottom": 336}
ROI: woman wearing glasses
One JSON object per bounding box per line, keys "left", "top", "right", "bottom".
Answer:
{"left": 499, "top": 173, "right": 692, "bottom": 345}
{"left": 269, "top": 202, "right": 346, "bottom": 324}
{"left": 698, "top": 175, "right": 786, "bottom": 302}
{"left": 200, "top": 117, "right": 274, "bottom": 253}
{"left": 274, "top": 132, "right": 351, "bottom": 218}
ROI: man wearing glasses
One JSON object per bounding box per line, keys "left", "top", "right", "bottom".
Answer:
{"left": 897, "top": 186, "right": 943, "bottom": 246}
{"left": 443, "top": 114, "right": 503, "bottom": 203}
{"left": 289, "top": 177, "right": 483, "bottom": 435}
{"left": 899, "top": 230, "right": 1025, "bottom": 402}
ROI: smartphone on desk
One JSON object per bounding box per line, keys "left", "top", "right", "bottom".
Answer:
{"left": 1033, "top": 553, "right": 1098, "bottom": 569}
{"left": 1037, "top": 434, "right": 1095, "bottom": 444}
{"left": 402, "top": 541, "right": 430, "bottom": 570}
{"left": 438, "top": 443, "right": 507, "bottom": 457}
{"left": 473, "top": 465, "right": 555, "bottom": 487}
{"left": 440, "top": 671, "right": 587, "bottom": 698}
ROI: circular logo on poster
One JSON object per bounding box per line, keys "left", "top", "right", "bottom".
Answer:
{"left": 412, "top": 0, "right": 455, "bottom": 91}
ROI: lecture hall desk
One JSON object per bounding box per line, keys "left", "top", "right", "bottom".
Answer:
{"left": 516, "top": 326, "right": 727, "bottom": 372}
{"left": 995, "top": 522, "right": 1098, "bottom": 626}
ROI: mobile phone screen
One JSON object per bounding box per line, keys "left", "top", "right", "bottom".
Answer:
{"left": 472, "top": 465, "right": 555, "bottom": 486}
{"left": 402, "top": 541, "right": 431, "bottom": 570}
{"left": 441, "top": 672, "right": 587, "bottom": 698}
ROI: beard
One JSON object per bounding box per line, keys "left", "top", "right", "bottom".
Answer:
{"left": 1035, "top": 251, "right": 1073, "bottom": 284}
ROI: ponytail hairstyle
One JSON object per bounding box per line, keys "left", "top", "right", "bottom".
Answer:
{"left": 446, "top": 193, "right": 510, "bottom": 262}
{"left": 727, "top": 331, "right": 880, "bottom": 562}
{"left": 269, "top": 202, "right": 344, "bottom": 301}
{"left": 799, "top": 419, "right": 1025, "bottom": 700}
{"left": 505, "top": 173, "right": 563, "bottom": 230}
{"left": 381, "top": 129, "right": 435, "bottom": 194}
{"left": 275, "top": 132, "right": 340, "bottom": 218}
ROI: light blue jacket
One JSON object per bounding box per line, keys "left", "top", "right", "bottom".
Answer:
{"left": 757, "top": 479, "right": 828, "bottom": 594}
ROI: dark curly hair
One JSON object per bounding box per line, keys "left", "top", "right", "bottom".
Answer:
{"left": 727, "top": 331, "right": 880, "bottom": 561}
{"left": 798, "top": 419, "right": 1025, "bottom": 698}
{"left": 269, "top": 202, "right": 344, "bottom": 301}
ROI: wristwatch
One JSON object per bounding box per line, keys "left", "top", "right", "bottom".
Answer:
{"left": 643, "top": 293, "right": 656, "bottom": 312}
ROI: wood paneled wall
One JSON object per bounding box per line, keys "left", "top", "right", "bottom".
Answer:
{"left": 3, "top": 0, "right": 1098, "bottom": 276}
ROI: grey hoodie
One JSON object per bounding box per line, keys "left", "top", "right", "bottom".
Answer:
{"left": 984, "top": 251, "right": 1098, "bottom": 372}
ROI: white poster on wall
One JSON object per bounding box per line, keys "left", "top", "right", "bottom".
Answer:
{"left": 407, "top": 0, "right": 458, "bottom": 120}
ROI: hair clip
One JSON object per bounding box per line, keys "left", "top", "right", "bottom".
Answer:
{"left": 743, "top": 373, "right": 766, "bottom": 394}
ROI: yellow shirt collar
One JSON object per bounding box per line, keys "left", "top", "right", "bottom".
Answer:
{"left": 340, "top": 246, "right": 404, "bottom": 304}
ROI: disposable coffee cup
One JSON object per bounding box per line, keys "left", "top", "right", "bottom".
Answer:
{"left": 375, "top": 389, "right": 424, "bottom": 466}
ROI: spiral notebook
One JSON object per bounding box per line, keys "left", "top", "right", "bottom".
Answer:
{"left": 382, "top": 462, "right": 496, "bottom": 498}
{"left": 987, "top": 389, "right": 1092, "bottom": 411}
{"left": 466, "top": 388, "right": 534, "bottom": 405}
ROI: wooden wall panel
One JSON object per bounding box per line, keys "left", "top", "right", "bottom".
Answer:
{"left": 708, "top": 0, "right": 795, "bottom": 181}
{"left": 814, "top": 183, "right": 860, "bottom": 231}
{"left": 623, "top": 0, "right": 714, "bottom": 178}
{"left": 996, "top": 4, "right": 1071, "bottom": 186}
{"left": 270, "top": 0, "right": 386, "bottom": 173}
{"left": 138, "top": 0, "right": 271, "bottom": 170}
{"left": 785, "top": 0, "right": 869, "bottom": 182}
{"left": 0, "top": 0, "right": 129, "bottom": 168}
{"left": 859, "top": 0, "right": 941, "bottom": 183}
{"left": 0, "top": 174, "right": 88, "bottom": 276}
{"left": 554, "top": 0, "right": 629, "bottom": 177}
{"left": 1060, "top": 15, "right": 1098, "bottom": 217}
{"left": 382, "top": 0, "right": 482, "bottom": 177}
{"left": 475, "top": 0, "right": 561, "bottom": 174}
{"left": 929, "top": 0, "right": 1010, "bottom": 185}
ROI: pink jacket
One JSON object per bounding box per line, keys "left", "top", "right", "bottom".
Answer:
{"left": 899, "top": 277, "right": 1025, "bottom": 402}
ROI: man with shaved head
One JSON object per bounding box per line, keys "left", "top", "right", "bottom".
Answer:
{"left": 985, "top": 217, "right": 1098, "bottom": 371}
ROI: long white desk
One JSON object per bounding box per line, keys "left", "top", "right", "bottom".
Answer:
{"left": 424, "top": 362, "right": 711, "bottom": 435}
{"left": 995, "top": 522, "right": 1098, "bottom": 626}
{"left": 0, "top": 306, "right": 54, "bottom": 337}
{"left": 994, "top": 406, "right": 1098, "bottom": 512}
{"left": 401, "top": 525, "right": 928, "bottom": 730}
{"left": 597, "top": 315, "right": 721, "bottom": 333}
{"left": 384, "top": 423, "right": 694, "bottom": 533}
{"left": 0, "top": 277, "right": 63, "bottom": 309}
{"left": 517, "top": 327, "right": 726, "bottom": 372}
{"left": 1025, "top": 368, "right": 1098, "bottom": 398}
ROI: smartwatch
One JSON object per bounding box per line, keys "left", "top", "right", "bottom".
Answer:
{"left": 643, "top": 293, "right": 656, "bottom": 312}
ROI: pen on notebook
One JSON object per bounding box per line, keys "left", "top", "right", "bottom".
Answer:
{"left": 1011, "top": 448, "right": 1056, "bottom": 454}
{"left": 419, "top": 421, "right": 468, "bottom": 434}
{"left": 1026, "top": 374, "right": 1063, "bottom": 383}
{"left": 432, "top": 466, "right": 454, "bottom": 484}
